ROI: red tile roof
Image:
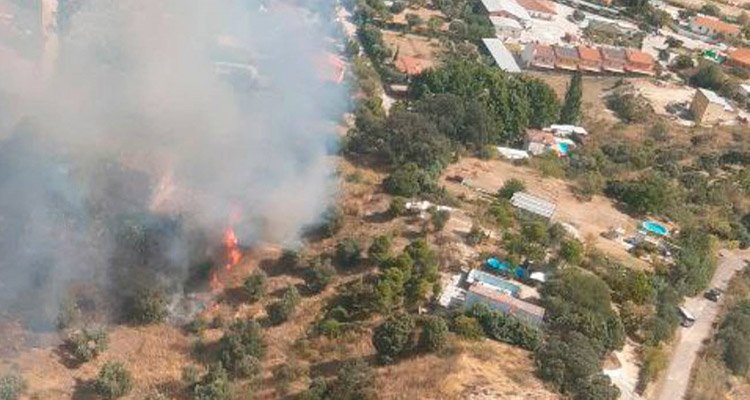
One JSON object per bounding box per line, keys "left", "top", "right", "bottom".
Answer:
{"left": 728, "top": 48, "right": 750, "bottom": 68}
{"left": 693, "top": 16, "right": 741, "bottom": 35}
{"left": 625, "top": 48, "right": 654, "bottom": 65}
{"left": 577, "top": 45, "right": 601, "bottom": 62}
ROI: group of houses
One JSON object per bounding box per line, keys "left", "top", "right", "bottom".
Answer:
{"left": 439, "top": 266, "right": 546, "bottom": 327}
{"left": 522, "top": 42, "right": 656, "bottom": 75}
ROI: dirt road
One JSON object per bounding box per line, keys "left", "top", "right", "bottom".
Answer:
{"left": 653, "top": 249, "right": 749, "bottom": 400}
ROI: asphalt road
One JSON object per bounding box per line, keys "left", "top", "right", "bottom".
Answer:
{"left": 654, "top": 249, "right": 749, "bottom": 400}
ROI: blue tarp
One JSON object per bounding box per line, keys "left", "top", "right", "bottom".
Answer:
{"left": 514, "top": 266, "right": 527, "bottom": 279}
{"left": 486, "top": 257, "right": 511, "bottom": 272}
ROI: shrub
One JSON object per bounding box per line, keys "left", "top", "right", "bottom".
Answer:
{"left": 419, "top": 315, "right": 449, "bottom": 352}
{"left": 560, "top": 239, "right": 584, "bottom": 265}
{"left": 193, "top": 363, "right": 230, "bottom": 400}
{"left": 368, "top": 235, "right": 393, "bottom": 266}
{"left": 430, "top": 209, "right": 450, "bottom": 231}
{"left": 451, "top": 315, "right": 484, "bottom": 340}
{"left": 465, "top": 224, "right": 486, "bottom": 246}
{"left": 335, "top": 238, "right": 362, "bottom": 269}
{"left": 126, "top": 287, "right": 168, "bottom": 324}
{"left": 388, "top": 197, "right": 407, "bottom": 217}
{"left": 243, "top": 271, "right": 267, "bottom": 302}
{"left": 304, "top": 257, "right": 336, "bottom": 293}
{"left": 372, "top": 314, "right": 416, "bottom": 363}
{"left": 218, "top": 319, "right": 266, "bottom": 377}
{"left": 65, "top": 328, "right": 109, "bottom": 363}
{"left": 498, "top": 178, "right": 525, "bottom": 199}
{"left": 266, "top": 286, "right": 301, "bottom": 325}
{"left": 0, "top": 374, "right": 26, "bottom": 400}
{"left": 467, "top": 304, "right": 542, "bottom": 350}
{"left": 94, "top": 361, "right": 133, "bottom": 400}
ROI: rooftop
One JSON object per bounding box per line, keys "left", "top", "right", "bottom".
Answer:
{"left": 482, "top": 38, "right": 521, "bottom": 73}
{"left": 489, "top": 16, "right": 523, "bottom": 29}
{"left": 698, "top": 88, "right": 732, "bottom": 110}
{"left": 577, "top": 45, "right": 601, "bottom": 62}
{"left": 515, "top": 0, "right": 557, "bottom": 15}
{"left": 600, "top": 46, "right": 626, "bottom": 61}
{"left": 510, "top": 191, "right": 556, "bottom": 219}
{"left": 692, "top": 15, "right": 741, "bottom": 35}
{"left": 480, "top": 0, "right": 532, "bottom": 21}
{"left": 626, "top": 48, "right": 654, "bottom": 65}
{"left": 728, "top": 47, "right": 750, "bottom": 66}
{"left": 554, "top": 45, "right": 579, "bottom": 60}
{"left": 531, "top": 43, "right": 555, "bottom": 58}
{"left": 468, "top": 283, "right": 546, "bottom": 318}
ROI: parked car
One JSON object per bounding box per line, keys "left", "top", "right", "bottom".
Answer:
{"left": 704, "top": 288, "right": 722, "bottom": 302}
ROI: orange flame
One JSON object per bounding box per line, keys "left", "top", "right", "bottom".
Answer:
{"left": 223, "top": 227, "right": 242, "bottom": 271}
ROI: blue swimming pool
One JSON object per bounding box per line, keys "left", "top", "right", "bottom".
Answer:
{"left": 642, "top": 220, "right": 669, "bottom": 236}
{"left": 558, "top": 142, "right": 571, "bottom": 156}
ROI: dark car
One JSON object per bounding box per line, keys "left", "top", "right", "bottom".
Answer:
{"left": 704, "top": 288, "right": 722, "bottom": 302}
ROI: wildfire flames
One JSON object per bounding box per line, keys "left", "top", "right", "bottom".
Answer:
{"left": 209, "top": 226, "right": 243, "bottom": 293}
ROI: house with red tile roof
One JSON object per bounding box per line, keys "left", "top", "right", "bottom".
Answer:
{"left": 554, "top": 45, "right": 579, "bottom": 71}
{"left": 625, "top": 48, "right": 655, "bottom": 75}
{"left": 577, "top": 45, "right": 602, "bottom": 72}
{"left": 690, "top": 16, "right": 741, "bottom": 38}
{"left": 600, "top": 46, "right": 626, "bottom": 73}
{"left": 515, "top": 0, "right": 556, "bottom": 20}
{"left": 726, "top": 47, "right": 750, "bottom": 70}
{"left": 521, "top": 43, "right": 555, "bottom": 69}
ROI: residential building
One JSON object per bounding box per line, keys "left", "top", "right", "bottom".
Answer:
{"left": 689, "top": 16, "right": 740, "bottom": 38}
{"left": 466, "top": 269, "right": 520, "bottom": 297}
{"left": 510, "top": 191, "right": 557, "bottom": 219}
{"left": 600, "top": 46, "right": 626, "bottom": 73}
{"left": 577, "top": 45, "right": 602, "bottom": 72}
{"left": 546, "top": 124, "right": 588, "bottom": 136}
{"left": 489, "top": 15, "right": 523, "bottom": 38}
{"left": 482, "top": 38, "right": 521, "bottom": 72}
{"left": 526, "top": 129, "right": 576, "bottom": 156}
{"left": 480, "top": 0, "right": 532, "bottom": 26}
{"left": 690, "top": 88, "right": 734, "bottom": 125}
{"left": 465, "top": 283, "right": 546, "bottom": 326}
{"left": 625, "top": 48, "right": 655, "bottom": 75}
{"left": 521, "top": 43, "right": 555, "bottom": 69}
{"left": 554, "top": 45, "right": 579, "bottom": 70}
{"left": 726, "top": 47, "right": 750, "bottom": 70}
{"left": 515, "top": 0, "right": 557, "bottom": 20}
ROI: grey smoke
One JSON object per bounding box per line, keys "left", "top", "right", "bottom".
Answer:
{"left": 0, "top": 0, "right": 345, "bottom": 322}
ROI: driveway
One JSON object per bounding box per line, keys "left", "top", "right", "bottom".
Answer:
{"left": 653, "top": 249, "right": 749, "bottom": 400}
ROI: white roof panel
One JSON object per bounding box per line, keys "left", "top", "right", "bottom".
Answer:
{"left": 510, "top": 191, "right": 556, "bottom": 218}
{"left": 481, "top": 0, "right": 532, "bottom": 21}
{"left": 482, "top": 38, "right": 521, "bottom": 73}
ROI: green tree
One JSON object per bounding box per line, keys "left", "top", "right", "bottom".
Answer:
{"left": 560, "top": 239, "right": 584, "bottom": 265}
{"left": 218, "top": 319, "right": 266, "bottom": 377}
{"left": 700, "top": 3, "right": 721, "bottom": 16}
{"left": 368, "top": 235, "right": 393, "bottom": 266}
{"left": 536, "top": 332, "right": 604, "bottom": 395}
{"left": 431, "top": 209, "right": 450, "bottom": 231}
{"left": 127, "top": 287, "right": 168, "bottom": 324}
{"left": 419, "top": 315, "right": 449, "bottom": 352}
{"left": 451, "top": 315, "right": 484, "bottom": 340}
{"left": 690, "top": 63, "right": 726, "bottom": 91}
{"left": 498, "top": 178, "right": 525, "bottom": 199}
{"left": 0, "top": 374, "right": 26, "bottom": 400}
{"left": 243, "top": 271, "right": 267, "bottom": 302}
{"left": 388, "top": 197, "right": 407, "bottom": 217}
{"left": 335, "top": 238, "right": 362, "bottom": 269}
{"left": 372, "top": 314, "right": 416, "bottom": 363}
{"left": 304, "top": 257, "right": 336, "bottom": 294}
{"left": 65, "top": 328, "right": 109, "bottom": 363}
{"left": 193, "top": 363, "right": 230, "bottom": 400}
{"left": 384, "top": 163, "right": 438, "bottom": 197}
{"left": 94, "top": 361, "right": 133, "bottom": 400}
{"left": 559, "top": 72, "right": 583, "bottom": 124}
{"left": 266, "top": 286, "right": 302, "bottom": 325}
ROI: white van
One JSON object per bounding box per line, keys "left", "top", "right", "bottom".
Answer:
{"left": 678, "top": 306, "right": 696, "bottom": 327}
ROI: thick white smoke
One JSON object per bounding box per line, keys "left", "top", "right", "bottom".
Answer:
{"left": 0, "top": 0, "right": 345, "bottom": 323}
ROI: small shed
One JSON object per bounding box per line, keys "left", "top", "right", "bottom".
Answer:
{"left": 510, "top": 191, "right": 556, "bottom": 219}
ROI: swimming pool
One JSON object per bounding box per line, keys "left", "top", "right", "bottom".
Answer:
{"left": 642, "top": 220, "right": 669, "bottom": 236}
{"left": 558, "top": 142, "right": 571, "bottom": 156}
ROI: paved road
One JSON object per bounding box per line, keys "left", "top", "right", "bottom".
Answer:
{"left": 654, "top": 249, "right": 748, "bottom": 400}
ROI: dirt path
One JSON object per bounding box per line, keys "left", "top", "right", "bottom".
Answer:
{"left": 653, "top": 249, "right": 750, "bottom": 400}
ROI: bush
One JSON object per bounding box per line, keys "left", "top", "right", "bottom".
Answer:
{"left": 606, "top": 91, "right": 652, "bottom": 123}
{"left": 451, "top": 315, "right": 484, "bottom": 340}
{"left": 266, "top": 286, "right": 301, "bottom": 325}
{"left": 388, "top": 197, "right": 407, "bottom": 217}
{"left": 560, "top": 239, "right": 584, "bottom": 265}
{"left": 126, "top": 287, "right": 168, "bottom": 325}
{"left": 465, "top": 224, "right": 486, "bottom": 246}
{"left": 368, "top": 235, "right": 393, "bottom": 266}
{"left": 65, "top": 328, "right": 109, "bottom": 363}
{"left": 0, "top": 374, "right": 26, "bottom": 400}
{"left": 193, "top": 363, "right": 230, "bottom": 400}
{"left": 299, "top": 359, "right": 377, "bottom": 400}
{"left": 467, "top": 304, "right": 542, "bottom": 350}
{"left": 335, "top": 238, "right": 362, "bottom": 269}
{"left": 218, "top": 319, "right": 266, "bottom": 377}
{"left": 94, "top": 361, "right": 133, "bottom": 400}
{"left": 672, "top": 54, "right": 694, "bottom": 70}
{"left": 431, "top": 209, "right": 450, "bottom": 231}
{"left": 718, "top": 300, "right": 750, "bottom": 375}
{"left": 419, "top": 315, "right": 449, "bottom": 352}
{"left": 383, "top": 163, "right": 437, "bottom": 197}
{"left": 243, "top": 271, "right": 267, "bottom": 302}
{"left": 690, "top": 63, "right": 726, "bottom": 92}
{"left": 498, "top": 178, "right": 525, "bottom": 199}
{"left": 372, "top": 314, "right": 416, "bottom": 363}
{"left": 273, "top": 360, "right": 302, "bottom": 396}
{"left": 304, "top": 257, "right": 336, "bottom": 293}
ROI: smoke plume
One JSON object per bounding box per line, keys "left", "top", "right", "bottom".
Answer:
{"left": 0, "top": 0, "right": 345, "bottom": 325}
